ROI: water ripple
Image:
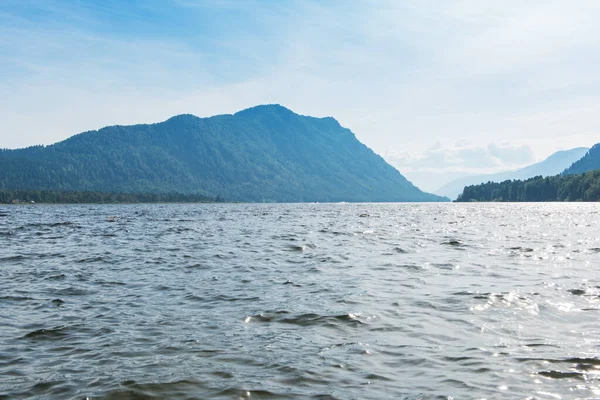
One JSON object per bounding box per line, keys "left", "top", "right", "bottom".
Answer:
{"left": 1, "top": 202, "right": 600, "bottom": 399}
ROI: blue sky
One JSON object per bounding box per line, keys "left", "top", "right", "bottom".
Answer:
{"left": 1, "top": 0, "right": 599, "bottom": 185}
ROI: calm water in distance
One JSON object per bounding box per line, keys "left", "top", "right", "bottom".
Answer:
{"left": 1, "top": 202, "right": 600, "bottom": 399}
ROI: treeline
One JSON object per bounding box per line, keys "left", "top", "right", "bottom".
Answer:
{"left": 0, "top": 190, "right": 224, "bottom": 204}
{"left": 455, "top": 170, "right": 600, "bottom": 202}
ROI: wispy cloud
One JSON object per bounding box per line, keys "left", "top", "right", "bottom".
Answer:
{"left": 385, "top": 142, "right": 535, "bottom": 173}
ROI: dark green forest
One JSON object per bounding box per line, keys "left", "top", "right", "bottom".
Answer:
{"left": 0, "top": 190, "right": 220, "bottom": 204}
{"left": 0, "top": 104, "right": 446, "bottom": 202}
{"left": 455, "top": 170, "right": 600, "bottom": 202}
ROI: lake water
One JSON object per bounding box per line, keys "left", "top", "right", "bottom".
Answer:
{"left": 1, "top": 203, "right": 600, "bottom": 399}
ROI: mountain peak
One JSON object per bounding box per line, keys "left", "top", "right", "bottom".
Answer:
{"left": 234, "top": 104, "right": 295, "bottom": 117}
{"left": 234, "top": 104, "right": 341, "bottom": 126}
{"left": 164, "top": 113, "right": 201, "bottom": 123}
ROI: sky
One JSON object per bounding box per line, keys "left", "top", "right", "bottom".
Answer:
{"left": 1, "top": 0, "right": 599, "bottom": 188}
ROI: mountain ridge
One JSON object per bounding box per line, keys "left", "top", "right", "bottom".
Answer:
{"left": 562, "top": 144, "right": 600, "bottom": 175}
{"left": 0, "top": 104, "right": 447, "bottom": 202}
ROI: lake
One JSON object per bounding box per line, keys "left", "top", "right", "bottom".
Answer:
{"left": 1, "top": 203, "right": 600, "bottom": 399}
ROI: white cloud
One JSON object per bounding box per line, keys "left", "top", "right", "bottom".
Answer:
{"left": 385, "top": 142, "right": 535, "bottom": 173}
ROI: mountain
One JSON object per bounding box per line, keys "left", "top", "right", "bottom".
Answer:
{"left": 455, "top": 170, "right": 600, "bottom": 202}
{"left": 435, "top": 147, "right": 589, "bottom": 200}
{"left": 0, "top": 104, "right": 446, "bottom": 202}
{"left": 563, "top": 143, "right": 600, "bottom": 175}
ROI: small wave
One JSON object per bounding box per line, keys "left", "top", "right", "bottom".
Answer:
{"left": 518, "top": 356, "right": 600, "bottom": 372}
{"left": 0, "top": 255, "right": 25, "bottom": 262}
{"left": 212, "top": 253, "right": 236, "bottom": 259}
{"left": 524, "top": 342, "right": 560, "bottom": 348}
{"left": 184, "top": 263, "right": 210, "bottom": 270}
{"left": 101, "top": 379, "right": 212, "bottom": 399}
{"left": 284, "top": 244, "right": 315, "bottom": 251}
{"left": 244, "top": 311, "right": 366, "bottom": 327}
{"left": 154, "top": 284, "right": 176, "bottom": 292}
{"left": 537, "top": 370, "right": 585, "bottom": 380}
{"left": 565, "top": 285, "right": 600, "bottom": 301}
{"left": 22, "top": 325, "right": 70, "bottom": 340}
{"left": 25, "top": 221, "right": 79, "bottom": 228}
{"left": 165, "top": 226, "right": 196, "bottom": 234}
{"left": 382, "top": 263, "right": 422, "bottom": 271}
{"left": 96, "top": 280, "right": 126, "bottom": 286}
{"left": 75, "top": 256, "right": 107, "bottom": 263}
{"left": 185, "top": 293, "right": 260, "bottom": 303}
{"left": 318, "top": 228, "right": 352, "bottom": 236}
{"left": 444, "top": 239, "right": 461, "bottom": 246}
{"left": 0, "top": 295, "right": 34, "bottom": 302}
{"left": 431, "top": 262, "right": 454, "bottom": 270}
{"left": 442, "top": 239, "right": 466, "bottom": 249}
{"left": 50, "top": 222, "right": 78, "bottom": 227}
{"left": 452, "top": 290, "right": 479, "bottom": 296}
{"left": 508, "top": 246, "right": 534, "bottom": 252}
{"left": 214, "top": 388, "right": 297, "bottom": 399}
{"left": 184, "top": 294, "right": 206, "bottom": 302}
{"left": 45, "top": 274, "right": 66, "bottom": 281}
{"left": 470, "top": 291, "right": 539, "bottom": 315}
{"left": 563, "top": 357, "right": 600, "bottom": 369}
{"left": 286, "top": 245, "right": 305, "bottom": 252}
{"left": 364, "top": 373, "right": 392, "bottom": 381}
{"left": 320, "top": 341, "right": 374, "bottom": 358}
{"left": 54, "top": 287, "right": 92, "bottom": 296}
{"left": 51, "top": 299, "right": 65, "bottom": 306}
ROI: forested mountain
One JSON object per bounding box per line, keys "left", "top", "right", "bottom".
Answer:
{"left": 435, "top": 147, "right": 589, "bottom": 200}
{"left": 455, "top": 170, "right": 600, "bottom": 202}
{"left": 0, "top": 105, "right": 446, "bottom": 202}
{"left": 562, "top": 144, "right": 600, "bottom": 175}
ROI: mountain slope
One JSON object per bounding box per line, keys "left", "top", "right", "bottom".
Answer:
{"left": 0, "top": 104, "right": 446, "bottom": 202}
{"left": 435, "top": 147, "right": 589, "bottom": 200}
{"left": 562, "top": 143, "right": 600, "bottom": 175}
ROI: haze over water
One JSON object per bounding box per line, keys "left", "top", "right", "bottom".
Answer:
{"left": 1, "top": 203, "right": 600, "bottom": 399}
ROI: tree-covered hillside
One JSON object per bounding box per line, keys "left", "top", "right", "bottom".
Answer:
{"left": 0, "top": 105, "right": 446, "bottom": 202}
{"left": 563, "top": 143, "right": 600, "bottom": 175}
{"left": 455, "top": 170, "right": 600, "bottom": 202}
{"left": 435, "top": 147, "right": 588, "bottom": 200}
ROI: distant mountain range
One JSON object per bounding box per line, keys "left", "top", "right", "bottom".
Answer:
{"left": 435, "top": 147, "right": 589, "bottom": 200}
{"left": 0, "top": 104, "right": 446, "bottom": 202}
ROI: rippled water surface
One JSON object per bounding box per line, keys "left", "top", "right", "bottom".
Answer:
{"left": 2, "top": 203, "right": 600, "bottom": 399}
